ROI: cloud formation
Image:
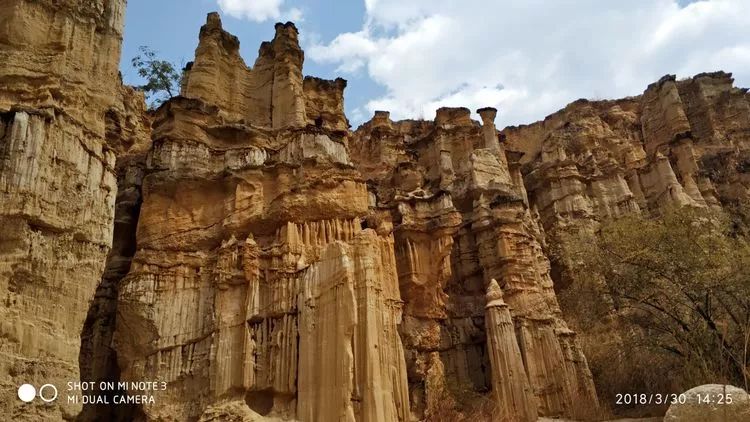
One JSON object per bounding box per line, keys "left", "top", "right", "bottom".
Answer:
{"left": 217, "top": 0, "right": 301, "bottom": 23}
{"left": 309, "top": 0, "right": 750, "bottom": 127}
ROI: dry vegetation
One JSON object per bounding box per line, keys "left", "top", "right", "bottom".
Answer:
{"left": 555, "top": 206, "right": 750, "bottom": 417}
{"left": 423, "top": 383, "right": 498, "bottom": 422}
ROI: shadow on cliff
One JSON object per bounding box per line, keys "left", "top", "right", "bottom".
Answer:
{"left": 77, "top": 152, "right": 147, "bottom": 422}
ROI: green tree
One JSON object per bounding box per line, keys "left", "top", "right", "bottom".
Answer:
{"left": 131, "top": 46, "right": 181, "bottom": 107}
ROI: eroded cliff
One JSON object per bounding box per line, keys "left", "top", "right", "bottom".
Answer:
{"left": 110, "top": 14, "right": 408, "bottom": 421}
{"left": 501, "top": 72, "right": 750, "bottom": 236}
{"left": 500, "top": 71, "right": 750, "bottom": 415}
{"left": 501, "top": 71, "right": 750, "bottom": 287}
{"left": 350, "top": 107, "right": 598, "bottom": 420}
{"left": 105, "top": 13, "right": 597, "bottom": 422}
{"left": 0, "top": 0, "right": 138, "bottom": 420}
{"left": 1, "top": 3, "right": 748, "bottom": 421}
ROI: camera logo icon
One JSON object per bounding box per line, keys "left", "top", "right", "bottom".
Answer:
{"left": 17, "top": 384, "right": 58, "bottom": 403}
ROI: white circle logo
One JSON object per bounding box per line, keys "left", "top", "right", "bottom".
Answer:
{"left": 39, "top": 384, "right": 58, "bottom": 403}
{"left": 17, "top": 384, "right": 36, "bottom": 403}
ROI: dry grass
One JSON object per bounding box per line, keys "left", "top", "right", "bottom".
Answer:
{"left": 424, "top": 383, "right": 497, "bottom": 422}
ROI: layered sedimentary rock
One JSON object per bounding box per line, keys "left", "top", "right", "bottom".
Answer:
{"left": 109, "top": 13, "right": 598, "bottom": 421}
{"left": 0, "top": 0, "right": 128, "bottom": 420}
{"left": 499, "top": 72, "right": 749, "bottom": 417}
{"left": 112, "top": 14, "right": 408, "bottom": 421}
{"left": 78, "top": 85, "right": 152, "bottom": 422}
{"left": 485, "top": 279, "right": 537, "bottom": 422}
{"left": 6, "top": 2, "right": 745, "bottom": 421}
{"left": 350, "top": 107, "right": 599, "bottom": 419}
{"left": 297, "top": 233, "right": 409, "bottom": 422}
{"left": 179, "top": 15, "right": 341, "bottom": 132}
{"left": 502, "top": 72, "right": 750, "bottom": 257}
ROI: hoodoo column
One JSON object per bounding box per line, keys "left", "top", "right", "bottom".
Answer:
{"left": 485, "top": 279, "right": 538, "bottom": 422}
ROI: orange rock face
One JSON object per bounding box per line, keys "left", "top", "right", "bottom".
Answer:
{"left": 0, "top": 0, "right": 145, "bottom": 420}
{"left": 498, "top": 72, "right": 749, "bottom": 419}
{"left": 351, "top": 106, "right": 599, "bottom": 419}
{"left": 503, "top": 72, "right": 749, "bottom": 233}
{"left": 111, "top": 14, "right": 408, "bottom": 421}
{"left": 106, "top": 14, "right": 599, "bottom": 421}
{"left": 2, "top": 4, "right": 749, "bottom": 422}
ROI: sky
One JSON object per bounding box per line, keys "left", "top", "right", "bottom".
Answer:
{"left": 121, "top": 0, "right": 750, "bottom": 128}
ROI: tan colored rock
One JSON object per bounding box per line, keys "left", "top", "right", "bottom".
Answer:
{"left": 501, "top": 71, "right": 749, "bottom": 420}
{"left": 435, "top": 106, "right": 474, "bottom": 129}
{"left": 641, "top": 75, "right": 693, "bottom": 156}
{"left": 477, "top": 107, "right": 501, "bottom": 152}
{"left": 304, "top": 77, "right": 349, "bottom": 133}
{"left": 3, "top": 2, "right": 748, "bottom": 421}
{"left": 199, "top": 401, "right": 294, "bottom": 422}
{"left": 500, "top": 73, "right": 748, "bottom": 307}
{"left": 351, "top": 107, "right": 598, "bottom": 419}
{"left": 485, "top": 279, "right": 537, "bottom": 422}
{"left": 78, "top": 86, "right": 153, "bottom": 422}
{"left": 182, "top": 14, "right": 344, "bottom": 132}
{"left": 664, "top": 384, "right": 750, "bottom": 422}
{"left": 298, "top": 231, "right": 409, "bottom": 422}
{"left": 0, "top": 0, "right": 132, "bottom": 420}
{"left": 503, "top": 72, "right": 749, "bottom": 241}
{"left": 112, "top": 14, "right": 409, "bottom": 422}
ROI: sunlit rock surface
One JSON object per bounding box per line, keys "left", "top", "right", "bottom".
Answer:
{"left": 2, "top": 3, "right": 749, "bottom": 421}
{"left": 0, "top": 0, "right": 136, "bottom": 419}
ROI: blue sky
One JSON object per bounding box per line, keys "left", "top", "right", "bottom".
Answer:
{"left": 122, "top": 0, "right": 750, "bottom": 127}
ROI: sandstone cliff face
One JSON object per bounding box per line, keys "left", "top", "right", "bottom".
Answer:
{"left": 111, "top": 14, "right": 408, "bottom": 421}
{"left": 107, "top": 13, "right": 598, "bottom": 421}
{"left": 501, "top": 72, "right": 750, "bottom": 288}
{"left": 503, "top": 72, "right": 749, "bottom": 223}
{"left": 350, "top": 107, "right": 598, "bottom": 420}
{"left": 498, "top": 72, "right": 749, "bottom": 418}
{"left": 3, "top": 3, "right": 746, "bottom": 421}
{"left": 178, "top": 16, "right": 346, "bottom": 132}
{"left": 0, "top": 0, "right": 130, "bottom": 419}
{"left": 78, "top": 85, "right": 153, "bottom": 422}
{"left": 485, "top": 279, "right": 537, "bottom": 422}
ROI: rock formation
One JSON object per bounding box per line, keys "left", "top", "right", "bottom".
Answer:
{"left": 502, "top": 72, "right": 750, "bottom": 260}
{"left": 500, "top": 70, "right": 750, "bottom": 417}
{"left": 78, "top": 85, "right": 152, "bottom": 422}
{"left": 103, "top": 12, "right": 598, "bottom": 421}
{"left": 485, "top": 279, "right": 537, "bottom": 422}
{"left": 350, "top": 106, "right": 599, "bottom": 420}
{"left": 0, "top": 0, "right": 132, "bottom": 420}
{"left": 111, "top": 14, "right": 408, "bottom": 421}
{"left": 2, "top": 2, "right": 748, "bottom": 421}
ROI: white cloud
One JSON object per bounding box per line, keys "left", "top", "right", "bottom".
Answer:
{"left": 285, "top": 7, "right": 303, "bottom": 22}
{"left": 217, "top": 0, "right": 302, "bottom": 23}
{"left": 309, "top": 0, "right": 750, "bottom": 127}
